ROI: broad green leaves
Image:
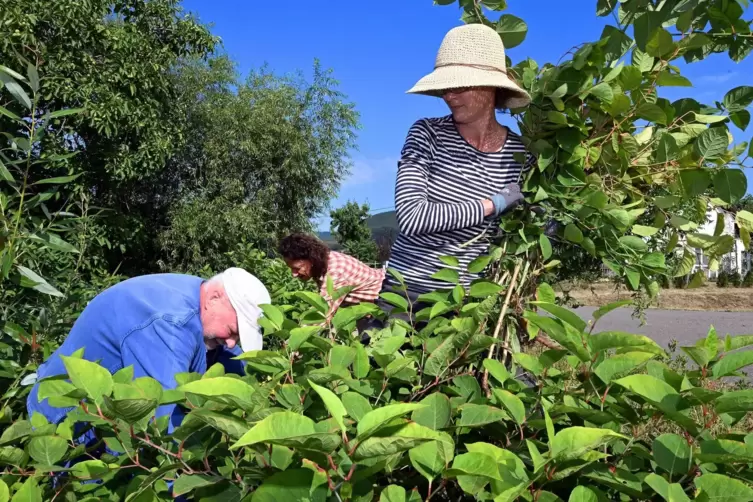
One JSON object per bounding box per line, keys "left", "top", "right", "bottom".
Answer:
{"left": 496, "top": 14, "right": 528, "bottom": 49}
{"left": 61, "top": 355, "right": 114, "bottom": 405}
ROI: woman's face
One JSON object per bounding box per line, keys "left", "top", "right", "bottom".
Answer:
{"left": 285, "top": 258, "right": 313, "bottom": 281}
{"left": 442, "top": 87, "right": 496, "bottom": 123}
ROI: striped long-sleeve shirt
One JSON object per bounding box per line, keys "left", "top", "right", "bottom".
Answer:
{"left": 385, "top": 115, "right": 535, "bottom": 294}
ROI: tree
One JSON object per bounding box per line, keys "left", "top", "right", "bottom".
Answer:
{"left": 330, "top": 201, "right": 379, "bottom": 264}
{"left": 0, "top": 0, "right": 218, "bottom": 275}
{"left": 158, "top": 60, "right": 360, "bottom": 273}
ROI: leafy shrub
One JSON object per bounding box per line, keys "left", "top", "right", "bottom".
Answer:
{"left": 743, "top": 270, "right": 753, "bottom": 288}
{"left": 4, "top": 278, "right": 753, "bottom": 500}
{"left": 729, "top": 272, "right": 743, "bottom": 288}
{"left": 716, "top": 271, "right": 729, "bottom": 288}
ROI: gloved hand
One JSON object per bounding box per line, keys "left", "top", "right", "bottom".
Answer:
{"left": 490, "top": 184, "right": 524, "bottom": 216}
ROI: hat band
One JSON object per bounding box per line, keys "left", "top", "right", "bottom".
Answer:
{"left": 435, "top": 62, "right": 508, "bottom": 75}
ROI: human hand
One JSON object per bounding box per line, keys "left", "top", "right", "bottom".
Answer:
{"left": 490, "top": 184, "right": 524, "bottom": 216}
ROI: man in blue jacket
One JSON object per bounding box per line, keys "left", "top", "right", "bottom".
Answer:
{"left": 27, "top": 267, "right": 271, "bottom": 432}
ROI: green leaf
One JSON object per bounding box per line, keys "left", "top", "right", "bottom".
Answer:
{"left": 586, "top": 82, "right": 614, "bottom": 103}
{"left": 307, "top": 380, "right": 347, "bottom": 436}
{"left": 189, "top": 409, "right": 251, "bottom": 440}
{"left": 593, "top": 300, "right": 632, "bottom": 321}
{"left": 645, "top": 28, "right": 675, "bottom": 57}
{"left": 594, "top": 352, "right": 655, "bottom": 384}
{"left": 61, "top": 355, "right": 113, "bottom": 404}
{"left": 251, "top": 469, "right": 327, "bottom": 502}
{"left": 0, "top": 480, "right": 8, "bottom": 502}
{"left": 483, "top": 359, "right": 510, "bottom": 385}
{"left": 431, "top": 268, "right": 459, "bottom": 284}
{"left": 492, "top": 389, "right": 525, "bottom": 426}
{"left": 456, "top": 404, "right": 509, "bottom": 428}
{"left": 695, "top": 473, "right": 753, "bottom": 502}
{"left": 178, "top": 377, "right": 258, "bottom": 411}
{"left": 619, "top": 236, "right": 648, "bottom": 253}
{"left": 342, "top": 392, "right": 372, "bottom": 421}
{"left": 529, "top": 302, "right": 586, "bottom": 332}
{"left": 231, "top": 411, "right": 316, "bottom": 449}
{"left": 653, "top": 433, "right": 692, "bottom": 475}
{"left": 712, "top": 350, "right": 753, "bottom": 378}
{"left": 28, "top": 232, "right": 79, "bottom": 253}
{"left": 46, "top": 108, "right": 85, "bottom": 119}
{"left": 713, "top": 169, "right": 747, "bottom": 205}
{"left": 695, "top": 127, "right": 729, "bottom": 160}
{"left": 693, "top": 113, "right": 729, "bottom": 124}
{"left": 288, "top": 326, "right": 321, "bottom": 351}
{"left": 539, "top": 234, "right": 553, "bottom": 260}
{"left": 536, "top": 283, "right": 556, "bottom": 304}
{"left": 723, "top": 86, "right": 753, "bottom": 112}
{"left": 380, "top": 485, "right": 406, "bottom": 502}
{"left": 0, "top": 73, "right": 31, "bottom": 110}
{"left": 71, "top": 460, "right": 110, "bottom": 480}
{"left": 551, "top": 427, "right": 626, "bottom": 460}
{"left": 645, "top": 474, "right": 691, "bottom": 502}
{"left": 715, "top": 390, "right": 753, "bottom": 414}
{"left": 412, "top": 393, "right": 451, "bottom": 431}
{"left": 353, "top": 344, "right": 369, "bottom": 379}
{"left": 467, "top": 255, "right": 493, "bottom": 274}
{"left": 16, "top": 266, "right": 63, "bottom": 297}
{"left": 33, "top": 174, "right": 82, "bottom": 185}
{"left": 632, "top": 225, "right": 660, "bottom": 237}
{"left": 294, "top": 291, "right": 329, "bottom": 314}
{"left": 637, "top": 103, "right": 668, "bottom": 124}
{"left": 469, "top": 280, "right": 502, "bottom": 298}
{"left": 28, "top": 436, "right": 68, "bottom": 465}
{"left": 444, "top": 452, "right": 503, "bottom": 481}
{"left": 569, "top": 486, "right": 599, "bottom": 502}
{"left": 656, "top": 72, "right": 691, "bottom": 87}
{"left": 357, "top": 403, "right": 426, "bottom": 439}
{"left": 0, "top": 158, "right": 14, "bottom": 183}
{"left": 10, "top": 477, "right": 41, "bottom": 502}
{"left": 439, "top": 255, "right": 459, "bottom": 268}
{"left": 564, "top": 224, "right": 584, "bottom": 243}
{"left": 678, "top": 169, "right": 712, "bottom": 197}
{"left": 380, "top": 292, "right": 409, "bottom": 310}
{"left": 409, "top": 432, "right": 455, "bottom": 482}
{"left": 496, "top": 14, "right": 528, "bottom": 49}
{"left": 656, "top": 133, "right": 680, "bottom": 163}
{"left": 173, "top": 475, "right": 221, "bottom": 497}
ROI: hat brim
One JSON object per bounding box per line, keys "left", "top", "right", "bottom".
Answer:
{"left": 238, "top": 316, "right": 263, "bottom": 352}
{"left": 407, "top": 65, "right": 531, "bottom": 110}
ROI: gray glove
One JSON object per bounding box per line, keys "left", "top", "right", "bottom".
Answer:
{"left": 490, "top": 184, "right": 524, "bottom": 216}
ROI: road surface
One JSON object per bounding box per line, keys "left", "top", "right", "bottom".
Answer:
{"left": 574, "top": 307, "right": 753, "bottom": 350}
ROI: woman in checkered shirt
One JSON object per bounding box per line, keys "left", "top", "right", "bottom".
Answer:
{"left": 279, "top": 233, "right": 386, "bottom": 319}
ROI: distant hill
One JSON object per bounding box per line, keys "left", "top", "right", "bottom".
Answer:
{"left": 316, "top": 211, "right": 398, "bottom": 252}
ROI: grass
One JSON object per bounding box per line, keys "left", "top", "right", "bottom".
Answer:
{"left": 565, "top": 281, "right": 753, "bottom": 312}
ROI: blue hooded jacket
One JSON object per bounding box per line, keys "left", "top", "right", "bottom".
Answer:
{"left": 27, "top": 273, "right": 244, "bottom": 431}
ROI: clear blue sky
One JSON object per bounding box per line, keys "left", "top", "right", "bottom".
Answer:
{"left": 181, "top": 0, "right": 752, "bottom": 230}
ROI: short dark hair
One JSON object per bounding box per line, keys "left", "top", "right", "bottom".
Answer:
{"left": 278, "top": 233, "right": 330, "bottom": 279}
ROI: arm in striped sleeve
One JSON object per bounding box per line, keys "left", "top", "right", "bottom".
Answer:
{"left": 394, "top": 120, "right": 487, "bottom": 237}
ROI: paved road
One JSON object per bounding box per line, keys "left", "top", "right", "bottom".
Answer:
{"left": 574, "top": 307, "right": 753, "bottom": 350}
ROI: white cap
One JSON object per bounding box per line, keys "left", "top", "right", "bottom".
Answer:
{"left": 219, "top": 268, "right": 271, "bottom": 352}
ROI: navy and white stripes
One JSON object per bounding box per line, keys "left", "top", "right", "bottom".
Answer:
{"left": 386, "top": 115, "right": 534, "bottom": 294}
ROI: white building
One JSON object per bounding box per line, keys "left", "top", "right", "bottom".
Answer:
{"left": 690, "top": 206, "right": 751, "bottom": 279}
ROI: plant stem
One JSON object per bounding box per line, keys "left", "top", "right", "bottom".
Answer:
{"left": 482, "top": 259, "right": 523, "bottom": 394}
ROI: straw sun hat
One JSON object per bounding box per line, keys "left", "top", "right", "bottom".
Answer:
{"left": 408, "top": 23, "right": 531, "bottom": 110}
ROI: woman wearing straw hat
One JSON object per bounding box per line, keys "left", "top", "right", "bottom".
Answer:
{"left": 380, "top": 23, "right": 535, "bottom": 323}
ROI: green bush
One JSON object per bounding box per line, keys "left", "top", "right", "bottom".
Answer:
{"left": 716, "top": 271, "right": 729, "bottom": 288}
{"left": 730, "top": 272, "right": 743, "bottom": 288}
{"left": 743, "top": 270, "right": 753, "bottom": 288}
{"left": 4, "top": 277, "right": 753, "bottom": 501}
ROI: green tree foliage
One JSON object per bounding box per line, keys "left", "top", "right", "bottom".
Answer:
{"left": 330, "top": 201, "right": 379, "bottom": 264}
{"left": 158, "top": 59, "right": 359, "bottom": 273}
{"left": 0, "top": 0, "right": 218, "bottom": 271}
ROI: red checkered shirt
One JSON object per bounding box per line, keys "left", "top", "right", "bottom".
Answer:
{"left": 318, "top": 251, "right": 386, "bottom": 316}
